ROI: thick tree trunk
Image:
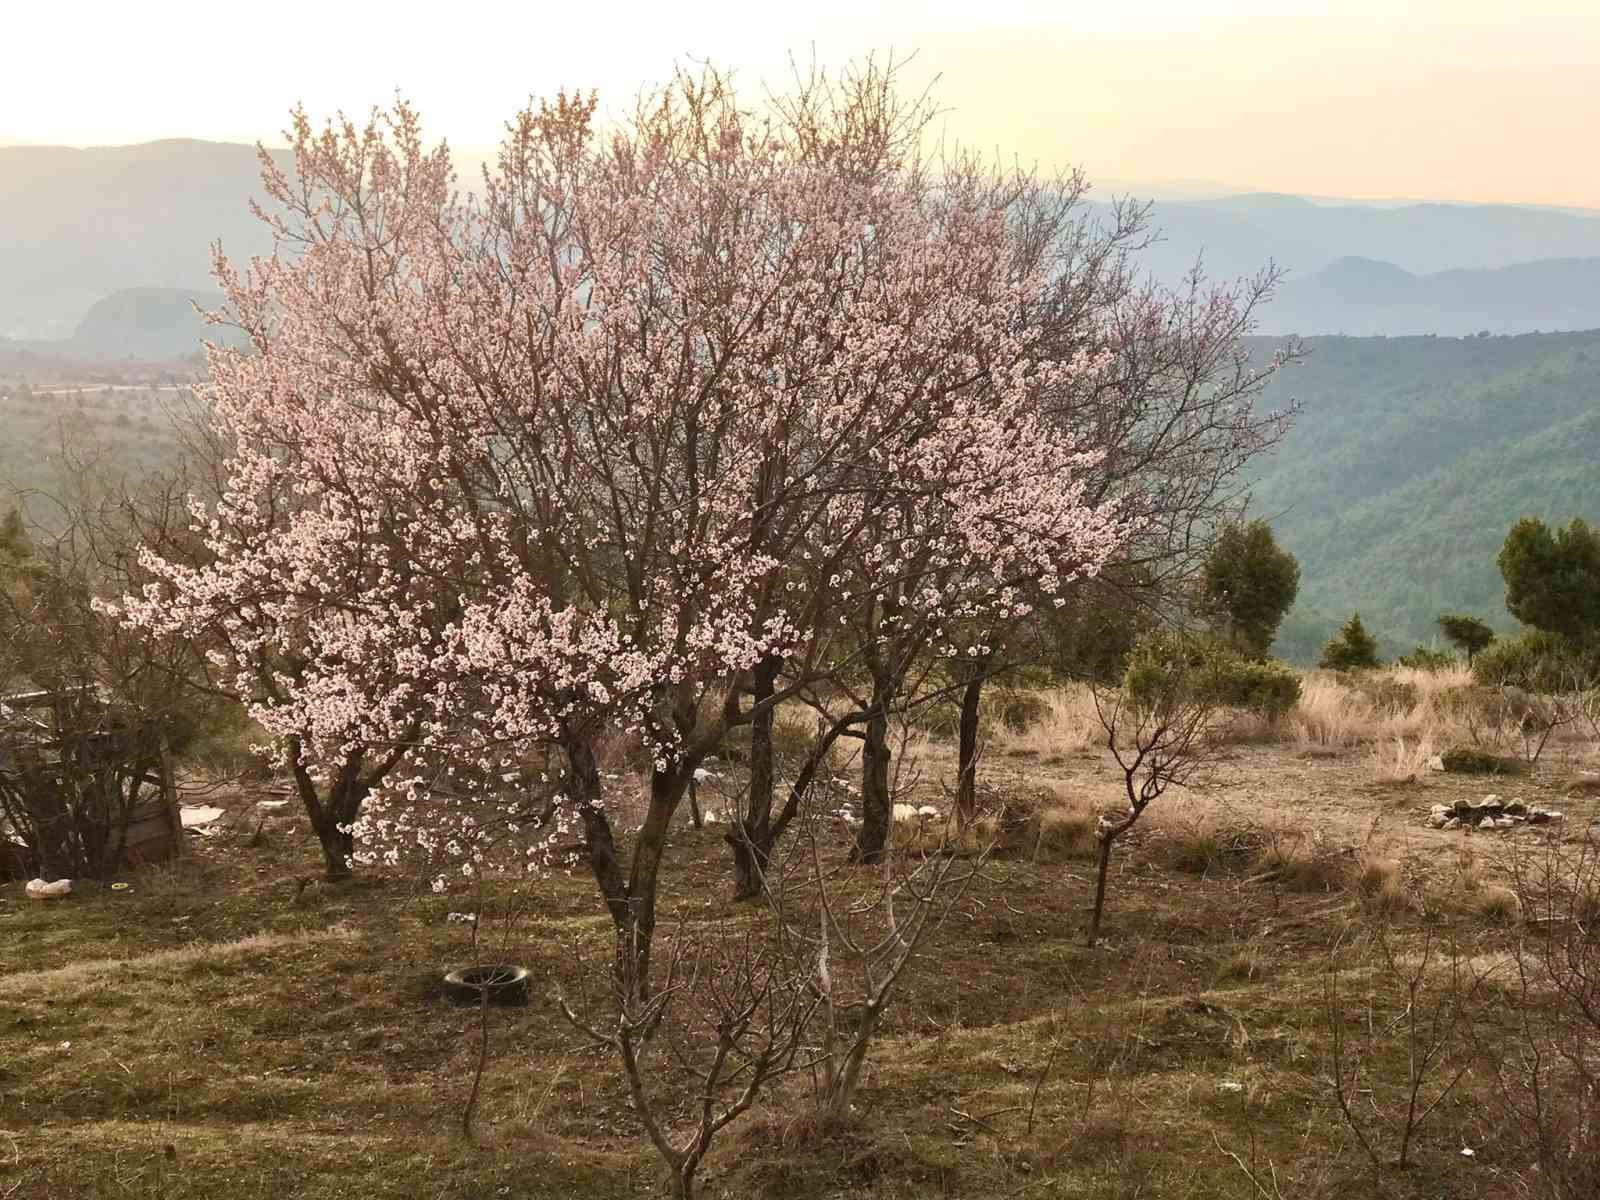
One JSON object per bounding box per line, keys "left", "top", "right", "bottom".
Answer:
{"left": 851, "top": 695, "right": 893, "bottom": 865}
{"left": 622, "top": 766, "right": 691, "bottom": 997}
{"left": 288, "top": 746, "right": 365, "bottom": 883}
{"left": 955, "top": 673, "right": 984, "bottom": 825}
{"left": 729, "top": 825, "right": 765, "bottom": 900}
{"left": 316, "top": 819, "right": 355, "bottom": 882}
{"left": 730, "top": 657, "right": 780, "bottom": 900}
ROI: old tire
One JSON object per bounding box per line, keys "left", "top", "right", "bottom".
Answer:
{"left": 442, "top": 964, "right": 531, "bottom": 1006}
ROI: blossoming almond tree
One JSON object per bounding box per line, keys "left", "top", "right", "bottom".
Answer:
{"left": 119, "top": 64, "right": 1127, "bottom": 993}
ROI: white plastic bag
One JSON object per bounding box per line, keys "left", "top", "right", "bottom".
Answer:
{"left": 24, "top": 877, "right": 72, "bottom": 900}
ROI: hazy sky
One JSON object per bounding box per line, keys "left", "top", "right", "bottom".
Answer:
{"left": 5, "top": 0, "right": 1598, "bottom": 207}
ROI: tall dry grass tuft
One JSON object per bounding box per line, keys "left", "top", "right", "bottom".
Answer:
{"left": 1290, "top": 674, "right": 1374, "bottom": 752}
{"left": 987, "top": 685, "right": 1102, "bottom": 760}
{"left": 1289, "top": 666, "right": 1476, "bottom": 754}
{"left": 1033, "top": 802, "right": 1098, "bottom": 861}
{"left": 1356, "top": 854, "right": 1409, "bottom": 913}
{"left": 1367, "top": 733, "right": 1438, "bottom": 783}
{"left": 1390, "top": 663, "right": 1474, "bottom": 705}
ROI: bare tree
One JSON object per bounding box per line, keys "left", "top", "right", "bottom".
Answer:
{"left": 559, "top": 916, "right": 817, "bottom": 1200}
{"left": 795, "top": 804, "right": 988, "bottom": 1117}
{"left": 1324, "top": 921, "right": 1486, "bottom": 1173}
{"left": 1483, "top": 841, "right": 1600, "bottom": 1199}
{"left": 1086, "top": 637, "right": 1218, "bottom": 945}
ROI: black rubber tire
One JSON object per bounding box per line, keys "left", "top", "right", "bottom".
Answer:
{"left": 442, "top": 963, "right": 532, "bottom": 1006}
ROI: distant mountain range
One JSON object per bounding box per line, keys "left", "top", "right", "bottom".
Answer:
{"left": 0, "top": 288, "right": 239, "bottom": 362}
{"left": 1258, "top": 256, "right": 1600, "bottom": 337}
{"left": 0, "top": 140, "right": 284, "bottom": 340}
{"left": 5, "top": 140, "right": 1600, "bottom": 343}
{"left": 1119, "top": 191, "right": 1600, "bottom": 281}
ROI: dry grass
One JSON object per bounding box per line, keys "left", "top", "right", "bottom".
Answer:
{"left": 8, "top": 707, "right": 1595, "bottom": 1200}
{"left": 1474, "top": 884, "right": 1523, "bottom": 924}
{"left": 1390, "top": 663, "right": 1475, "bottom": 705}
{"left": 1288, "top": 666, "right": 1486, "bottom": 756}
{"left": 1155, "top": 814, "right": 1267, "bottom": 877}
{"left": 986, "top": 684, "right": 1101, "bottom": 760}
{"left": 0, "top": 925, "right": 361, "bottom": 999}
{"left": 1356, "top": 854, "right": 1409, "bottom": 913}
{"left": 1033, "top": 802, "right": 1097, "bottom": 861}
{"left": 1367, "top": 733, "right": 1438, "bottom": 783}
{"left": 1252, "top": 829, "right": 1355, "bottom": 892}
{"left": 1291, "top": 674, "right": 1378, "bottom": 752}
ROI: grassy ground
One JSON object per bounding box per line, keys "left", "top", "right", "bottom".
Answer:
{"left": 3, "top": 703, "right": 1598, "bottom": 1198}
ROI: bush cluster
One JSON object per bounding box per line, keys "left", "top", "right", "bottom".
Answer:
{"left": 1397, "top": 645, "right": 1457, "bottom": 671}
{"left": 1123, "top": 633, "right": 1301, "bottom": 720}
{"left": 1472, "top": 629, "right": 1597, "bottom": 693}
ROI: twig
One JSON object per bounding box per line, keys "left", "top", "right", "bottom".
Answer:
{"left": 1212, "top": 1131, "right": 1281, "bottom": 1200}
{"left": 1027, "top": 1037, "right": 1062, "bottom": 1135}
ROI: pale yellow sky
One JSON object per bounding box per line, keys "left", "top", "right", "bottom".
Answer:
{"left": 5, "top": 0, "right": 1598, "bottom": 207}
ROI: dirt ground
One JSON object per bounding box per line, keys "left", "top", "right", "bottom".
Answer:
{"left": 3, "top": 716, "right": 1598, "bottom": 1199}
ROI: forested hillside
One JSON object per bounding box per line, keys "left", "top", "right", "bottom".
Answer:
{"left": 1248, "top": 330, "right": 1600, "bottom": 660}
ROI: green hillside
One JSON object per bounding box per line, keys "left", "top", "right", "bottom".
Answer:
{"left": 1247, "top": 330, "right": 1600, "bottom": 660}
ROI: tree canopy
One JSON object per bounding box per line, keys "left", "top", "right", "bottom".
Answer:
{"left": 1319, "top": 612, "right": 1381, "bottom": 671}
{"left": 1497, "top": 516, "right": 1600, "bottom": 641}
{"left": 1200, "top": 519, "right": 1300, "bottom": 657}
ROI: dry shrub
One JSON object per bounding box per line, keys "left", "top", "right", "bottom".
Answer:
{"left": 986, "top": 685, "right": 1101, "bottom": 760}
{"left": 1356, "top": 854, "right": 1411, "bottom": 914}
{"left": 1474, "top": 884, "right": 1522, "bottom": 924}
{"left": 1367, "top": 733, "right": 1437, "bottom": 783}
{"left": 1289, "top": 667, "right": 1478, "bottom": 753}
{"left": 1034, "top": 802, "right": 1097, "bottom": 861}
{"left": 1222, "top": 946, "right": 1263, "bottom": 982}
{"left": 1454, "top": 846, "right": 1484, "bottom": 895}
{"left": 1485, "top": 842, "right": 1600, "bottom": 1199}
{"left": 1253, "top": 830, "right": 1353, "bottom": 892}
{"left": 1356, "top": 853, "right": 1401, "bottom": 895}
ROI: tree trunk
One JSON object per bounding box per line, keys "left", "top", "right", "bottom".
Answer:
{"left": 624, "top": 765, "right": 691, "bottom": 999}
{"left": 287, "top": 746, "right": 364, "bottom": 883}
{"left": 730, "top": 712, "right": 855, "bottom": 899}
{"left": 1087, "top": 832, "right": 1115, "bottom": 946}
{"left": 851, "top": 692, "right": 893, "bottom": 865}
{"left": 316, "top": 819, "right": 355, "bottom": 882}
{"left": 730, "top": 656, "right": 780, "bottom": 900}
{"left": 955, "top": 673, "right": 984, "bottom": 825}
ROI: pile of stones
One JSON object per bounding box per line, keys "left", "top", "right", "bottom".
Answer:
{"left": 1427, "top": 795, "right": 1564, "bottom": 831}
